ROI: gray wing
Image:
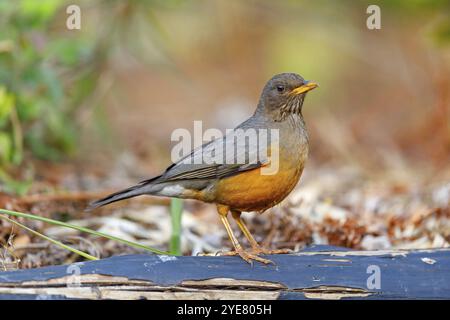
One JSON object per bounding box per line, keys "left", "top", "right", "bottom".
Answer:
{"left": 157, "top": 128, "right": 275, "bottom": 182}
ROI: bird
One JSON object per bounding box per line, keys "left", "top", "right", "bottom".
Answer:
{"left": 88, "top": 73, "right": 318, "bottom": 264}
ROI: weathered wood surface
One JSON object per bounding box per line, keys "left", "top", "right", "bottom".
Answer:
{"left": 0, "top": 245, "right": 449, "bottom": 300}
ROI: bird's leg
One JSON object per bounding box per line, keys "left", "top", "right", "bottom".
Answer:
{"left": 231, "top": 210, "right": 292, "bottom": 255}
{"left": 231, "top": 210, "right": 263, "bottom": 252}
{"left": 217, "top": 205, "right": 273, "bottom": 265}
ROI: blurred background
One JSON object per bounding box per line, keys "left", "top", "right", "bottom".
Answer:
{"left": 0, "top": 0, "right": 449, "bottom": 268}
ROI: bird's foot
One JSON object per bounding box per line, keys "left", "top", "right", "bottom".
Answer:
{"left": 203, "top": 249, "right": 274, "bottom": 265}
{"left": 250, "top": 247, "right": 292, "bottom": 255}
{"left": 227, "top": 248, "right": 274, "bottom": 265}
{"left": 199, "top": 247, "right": 292, "bottom": 264}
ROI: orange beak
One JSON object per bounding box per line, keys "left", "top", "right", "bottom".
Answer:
{"left": 291, "top": 81, "right": 319, "bottom": 95}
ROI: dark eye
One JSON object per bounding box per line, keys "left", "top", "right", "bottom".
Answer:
{"left": 276, "top": 85, "right": 285, "bottom": 93}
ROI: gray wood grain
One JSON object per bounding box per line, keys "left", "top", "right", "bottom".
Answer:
{"left": 0, "top": 245, "right": 448, "bottom": 300}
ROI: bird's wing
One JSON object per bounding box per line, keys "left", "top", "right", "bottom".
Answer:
{"left": 157, "top": 128, "right": 275, "bottom": 182}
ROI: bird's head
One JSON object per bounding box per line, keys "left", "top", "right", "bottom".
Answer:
{"left": 257, "top": 73, "right": 318, "bottom": 121}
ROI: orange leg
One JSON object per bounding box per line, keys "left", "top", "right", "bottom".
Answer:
{"left": 231, "top": 210, "right": 292, "bottom": 255}
{"left": 216, "top": 205, "right": 273, "bottom": 265}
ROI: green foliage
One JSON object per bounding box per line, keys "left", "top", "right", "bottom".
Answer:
{"left": 169, "top": 198, "right": 183, "bottom": 255}
{"left": 1, "top": 208, "right": 171, "bottom": 259}
{"left": 0, "top": 87, "right": 17, "bottom": 164}
{"left": 0, "top": 1, "right": 176, "bottom": 189}
{"left": 0, "top": 1, "right": 67, "bottom": 166}
{"left": 433, "top": 19, "right": 450, "bottom": 46}
{"left": 0, "top": 1, "right": 80, "bottom": 193}
{"left": 0, "top": 0, "right": 113, "bottom": 195}
{"left": 0, "top": 213, "right": 98, "bottom": 261}
{"left": 377, "top": 0, "right": 450, "bottom": 12}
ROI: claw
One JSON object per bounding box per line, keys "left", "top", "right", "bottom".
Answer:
{"left": 214, "top": 249, "right": 274, "bottom": 265}
{"left": 252, "top": 247, "right": 292, "bottom": 255}
{"left": 199, "top": 247, "right": 290, "bottom": 264}
{"left": 241, "top": 252, "right": 274, "bottom": 265}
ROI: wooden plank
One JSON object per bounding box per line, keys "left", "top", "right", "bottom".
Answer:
{"left": 0, "top": 245, "right": 449, "bottom": 300}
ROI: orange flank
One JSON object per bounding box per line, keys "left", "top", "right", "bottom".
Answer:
{"left": 214, "top": 162, "right": 303, "bottom": 212}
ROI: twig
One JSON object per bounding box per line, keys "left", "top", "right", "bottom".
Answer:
{"left": 0, "top": 215, "right": 98, "bottom": 261}
{"left": 0, "top": 209, "right": 170, "bottom": 255}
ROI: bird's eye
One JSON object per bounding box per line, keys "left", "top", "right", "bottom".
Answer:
{"left": 276, "top": 85, "right": 285, "bottom": 93}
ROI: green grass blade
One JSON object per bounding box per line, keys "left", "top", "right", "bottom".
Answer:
{"left": 0, "top": 209, "right": 170, "bottom": 255}
{"left": 169, "top": 198, "right": 183, "bottom": 255}
{"left": 0, "top": 214, "right": 98, "bottom": 261}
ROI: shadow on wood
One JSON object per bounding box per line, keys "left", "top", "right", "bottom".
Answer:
{"left": 0, "top": 245, "right": 449, "bottom": 299}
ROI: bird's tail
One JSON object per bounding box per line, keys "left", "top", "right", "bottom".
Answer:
{"left": 87, "top": 177, "right": 161, "bottom": 211}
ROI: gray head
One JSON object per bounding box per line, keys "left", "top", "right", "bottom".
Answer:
{"left": 256, "top": 73, "right": 318, "bottom": 121}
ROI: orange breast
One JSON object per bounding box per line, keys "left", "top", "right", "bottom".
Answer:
{"left": 213, "top": 161, "right": 303, "bottom": 212}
